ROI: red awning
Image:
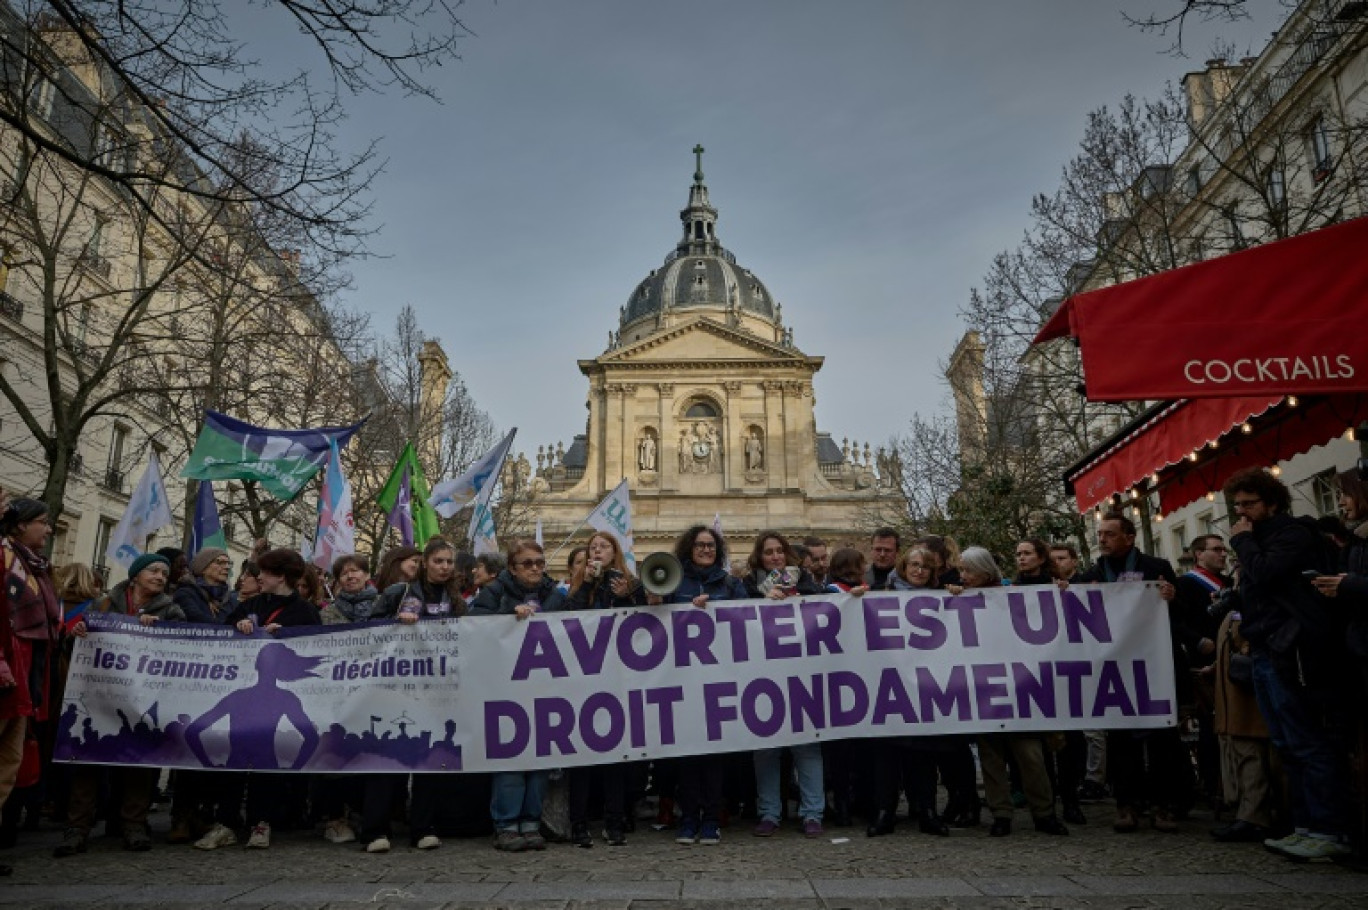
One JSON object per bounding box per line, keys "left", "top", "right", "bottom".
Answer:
{"left": 1033, "top": 217, "right": 1368, "bottom": 402}
{"left": 1066, "top": 394, "right": 1368, "bottom": 515}
{"left": 1068, "top": 396, "right": 1281, "bottom": 512}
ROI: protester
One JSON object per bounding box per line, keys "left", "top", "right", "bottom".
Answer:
{"left": 315, "top": 554, "right": 381, "bottom": 850}
{"left": 1172, "top": 535, "right": 1230, "bottom": 812}
{"left": 224, "top": 548, "right": 321, "bottom": 849}
{"left": 297, "top": 563, "right": 326, "bottom": 608}
{"left": 958, "top": 547, "right": 1067, "bottom": 837}
{"left": 825, "top": 548, "right": 869, "bottom": 594}
{"left": 892, "top": 546, "right": 939, "bottom": 590}
{"left": 1226, "top": 467, "right": 1351, "bottom": 860}
{"left": 1317, "top": 467, "right": 1368, "bottom": 694}
{"left": 864, "top": 528, "right": 901, "bottom": 590}
{"left": 1012, "top": 539, "right": 1057, "bottom": 586}
{"left": 59, "top": 552, "right": 183, "bottom": 856}
{"left": 1074, "top": 512, "right": 1183, "bottom": 834}
{"left": 471, "top": 553, "right": 502, "bottom": 592}
{"left": 563, "top": 532, "right": 640, "bottom": 847}
{"left": 1, "top": 497, "right": 62, "bottom": 872}
{"left": 741, "top": 532, "right": 825, "bottom": 838}
{"left": 453, "top": 551, "right": 477, "bottom": 601}
{"left": 470, "top": 539, "right": 563, "bottom": 851}
{"left": 821, "top": 546, "right": 867, "bottom": 827}
{"left": 374, "top": 545, "right": 422, "bottom": 591}
{"left": 557, "top": 546, "right": 588, "bottom": 596}
{"left": 914, "top": 535, "right": 963, "bottom": 587}
{"left": 652, "top": 525, "right": 745, "bottom": 846}
{"left": 1209, "top": 603, "right": 1279, "bottom": 842}
{"left": 167, "top": 547, "right": 234, "bottom": 845}
{"left": 802, "top": 536, "right": 830, "bottom": 587}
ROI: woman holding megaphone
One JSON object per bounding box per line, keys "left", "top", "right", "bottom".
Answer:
{"left": 646, "top": 525, "right": 746, "bottom": 846}
{"left": 564, "top": 532, "right": 643, "bottom": 848}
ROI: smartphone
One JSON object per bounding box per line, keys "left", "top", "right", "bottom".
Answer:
{"left": 1302, "top": 569, "right": 1322, "bottom": 579}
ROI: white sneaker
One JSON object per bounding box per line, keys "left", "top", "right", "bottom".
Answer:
{"left": 246, "top": 822, "right": 271, "bottom": 849}
{"left": 415, "top": 834, "right": 441, "bottom": 850}
{"left": 365, "top": 836, "right": 391, "bottom": 854}
{"left": 1280, "top": 835, "right": 1351, "bottom": 862}
{"left": 1264, "top": 832, "right": 1307, "bottom": 854}
{"left": 193, "top": 823, "right": 237, "bottom": 851}
{"left": 324, "top": 820, "right": 356, "bottom": 844}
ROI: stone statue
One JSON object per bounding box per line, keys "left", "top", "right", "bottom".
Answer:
{"left": 638, "top": 432, "right": 657, "bottom": 472}
{"left": 678, "top": 428, "right": 691, "bottom": 474}
{"left": 745, "top": 430, "right": 763, "bottom": 471}
{"left": 705, "top": 425, "right": 721, "bottom": 472}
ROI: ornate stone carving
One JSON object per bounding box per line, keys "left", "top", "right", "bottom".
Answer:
{"left": 657, "top": 382, "right": 674, "bottom": 398}
{"left": 784, "top": 380, "right": 805, "bottom": 397}
{"left": 723, "top": 380, "right": 743, "bottom": 393}
{"left": 762, "top": 380, "right": 784, "bottom": 392}
{"left": 678, "top": 420, "right": 722, "bottom": 474}
{"left": 744, "top": 427, "right": 764, "bottom": 471}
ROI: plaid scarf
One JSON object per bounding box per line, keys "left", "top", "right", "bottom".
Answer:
{"left": 3, "top": 540, "right": 60, "bottom": 641}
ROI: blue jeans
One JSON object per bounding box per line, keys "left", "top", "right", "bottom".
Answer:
{"left": 490, "top": 770, "right": 548, "bottom": 833}
{"left": 1251, "top": 653, "right": 1346, "bottom": 836}
{"left": 754, "top": 743, "right": 825, "bottom": 823}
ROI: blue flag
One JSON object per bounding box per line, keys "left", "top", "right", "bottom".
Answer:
{"left": 189, "top": 481, "right": 227, "bottom": 559}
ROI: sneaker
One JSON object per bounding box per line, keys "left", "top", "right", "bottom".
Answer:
{"left": 53, "top": 828, "right": 88, "bottom": 858}
{"left": 1077, "top": 780, "right": 1110, "bottom": 802}
{"left": 494, "top": 829, "right": 526, "bottom": 852}
{"left": 324, "top": 820, "right": 357, "bottom": 844}
{"left": 1113, "top": 807, "right": 1138, "bottom": 834}
{"left": 521, "top": 830, "right": 546, "bottom": 851}
{"left": 194, "top": 823, "right": 238, "bottom": 851}
{"left": 571, "top": 822, "right": 593, "bottom": 848}
{"left": 123, "top": 826, "right": 153, "bottom": 852}
{"left": 1264, "top": 832, "right": 1308, "bottom": 855}
{"left": 802, "top": 818, "right": 824, "bottom": 838}
{"left": 699, "top": 822, "right": 721, "bottom": 845}
{"left": 676, "top": 817, "right": 699, "bottom": 844}
{"left": 752, "top": 819, "right": 779, "bottom": 837}
{"left": 246, "top": 822, "right": 271, "bottom": 849}
{"left": 415, "top": 834, "right": 441, "bottom": 850}
{"left": 1280, "top": 835, "right": 1351, "bottom": 862}
{"left": 1152, "top": 809, "right": 1179, "bottom": 834}
{"left": 604, "top": 825, "right": 627, "bottom": 846}
{"left": 365, "top": 836, "right": 391, "bottom": 853}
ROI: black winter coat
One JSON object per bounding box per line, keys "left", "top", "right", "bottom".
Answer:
{"left": 1230, "top": 513, "right": 1335, "bottom": 660}
{"left": 469, "top": 571, "right": 566, "bottom": 615}
{"left": 667, "top": 561, "right": 746, "bottom": 604}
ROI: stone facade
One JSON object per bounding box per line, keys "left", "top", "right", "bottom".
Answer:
{"left": 529, "top": 152, "right": 902, "bottom": 556}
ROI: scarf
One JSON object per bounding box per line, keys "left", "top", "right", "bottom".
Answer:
{"left": 4, "top": 540, "right": 59, "bottom": 641}
{"left": 332, "top": 585, "right": 379, "bottom": 622}
{"left": 1100, "top": 548, "right": 1141, "bottom": 583}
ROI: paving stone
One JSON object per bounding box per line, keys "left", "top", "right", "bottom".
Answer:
{"left": 1070, "top": 873, "right": 1285, "bottom": 895}
{"left": 0, "top": 884, "right": 138, "bottom": 903}
{"left": 971, "top": 875, "right": 1093, "bottom": 896}
{"left": 496, "top": 881, "right": 680, "bottom": 901}
{"left": 1254, "top": 871, "right": 1368, "bottom": 893}
{"left": 678, "top": 879, "right": 816, "bottom": 899}
{"left": 810, "top": 878, "right": 980, "bottom": 898}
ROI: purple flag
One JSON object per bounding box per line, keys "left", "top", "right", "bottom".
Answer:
{"left": 387, "top": 464, "right": 414, "bottom": 546}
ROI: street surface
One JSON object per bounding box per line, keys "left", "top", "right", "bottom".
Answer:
{"left": 3, "top": 803, "right": 1367, "bottom": 908}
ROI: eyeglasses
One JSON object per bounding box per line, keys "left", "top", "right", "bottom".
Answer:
{"left": 693, "top": 541, "right": 716, "bottom": 550}
{"left": 1232, "top": 498, "right": 1262, "bottom": 508}
{"left": 516, "top": 559, "right": 547, "bottom": 569}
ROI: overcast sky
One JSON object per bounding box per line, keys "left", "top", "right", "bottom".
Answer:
{"left": 304, "top": 0, "right": 1287, "bottom": 456}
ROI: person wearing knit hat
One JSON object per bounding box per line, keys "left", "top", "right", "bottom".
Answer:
{"left": 126, "top": 552, "right": 170, "bottom": 580}
{"left": 57, "top": 549, "right": 185, "bottom": 858}
{"left": 189, "top": 548, "right": 229, "bottom": 579}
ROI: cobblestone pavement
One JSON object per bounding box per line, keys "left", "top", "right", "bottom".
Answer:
{"left": 3, "top": 807, "right": 1366, "bottom": 909}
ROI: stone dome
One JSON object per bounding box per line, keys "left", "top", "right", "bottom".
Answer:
{"left": 620, "top": 146, "right": 778, "bottom": 330}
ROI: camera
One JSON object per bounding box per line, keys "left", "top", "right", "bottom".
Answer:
{"left": 1207, "top": 586, "right": 1240, "bottom": 620}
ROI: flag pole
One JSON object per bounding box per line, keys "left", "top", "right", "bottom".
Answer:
{"left": 546, "top": 514, "right": 593, "bottom": 564}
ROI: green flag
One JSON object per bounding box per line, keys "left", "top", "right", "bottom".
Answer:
{"left": 376, "top": 443, "right": 440, "bottom": 547}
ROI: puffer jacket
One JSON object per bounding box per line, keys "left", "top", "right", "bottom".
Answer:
{"left": 469, "top": 570, "right": 566, "bottom": 615}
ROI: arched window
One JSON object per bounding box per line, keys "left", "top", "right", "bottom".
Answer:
{"left": 685, "top": 401, "right": 718, "bottom": 419}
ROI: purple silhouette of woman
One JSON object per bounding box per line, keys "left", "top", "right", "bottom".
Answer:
{"left": 184, "top": 643, "right": 323, "bottom": 770}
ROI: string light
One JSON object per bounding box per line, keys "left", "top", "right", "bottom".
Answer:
{"left": 1287, "top": 396, "right": 1299, "bottom": 407}
{"left": 1128, "top": 487, "right": 1138, "bottom": 500}
{"left": 1271, "top": 465, "right": 1283, "bottom": 477}
{"left": 1150, "top": 473, "right": 1160, "bottom": 484}
{"left": 1188, "top": 452, "right": 1199, "bottom": 462}
{"left": 1206, "top": 492, "right": 1217, "bottom": 502}
{"left": 1155, "top": 513, "right": 1164, "bottom": 523}
{"left": 1209, "top": 439, "right": 1219, "bottom": 450}
{"left": 1346, "top": 427, "right": 1356, "bottom": 441}
{"left": 1241, "top": 422, "right": 1253, "bottom": 434}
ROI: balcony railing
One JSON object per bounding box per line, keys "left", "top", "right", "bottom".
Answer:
{"left": 77, "top": 251, "right": 112, "bottom": 279}
{"left": 69, "top": 453, "right": 85, "bottom": 477}
{"left": 0, "top": 290, "right": 22, "bottom": 321}
{"left": 101, "top": 468, "right": 126, "bottom": 493}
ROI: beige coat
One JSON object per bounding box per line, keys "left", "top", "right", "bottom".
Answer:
{"left": 1212, "top": 613, "right": 1269, "bottom": 739}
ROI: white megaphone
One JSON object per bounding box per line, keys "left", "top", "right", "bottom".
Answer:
{"left": 639, "top": 551, "right": 683, "bottom": 597}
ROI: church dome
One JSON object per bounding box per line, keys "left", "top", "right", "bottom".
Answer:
{"left": 621, "top": 147, "right": 777, "bottom": 329}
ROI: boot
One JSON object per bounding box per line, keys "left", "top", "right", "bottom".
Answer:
{"left": 865, "top": 811, "right": 897, "bottom": 837}
{"left": 917, "top": 809, "right": 949, "bottom": 836}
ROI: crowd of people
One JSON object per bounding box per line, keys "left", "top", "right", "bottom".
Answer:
{"left": 1, "top": 463, "right": 1365, "bottom": 873}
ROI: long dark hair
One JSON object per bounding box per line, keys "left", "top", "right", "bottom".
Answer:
{"left": 375, "top": 545, "right": 422, "bottom": 590}
{"left": 1014, "top": 538, "right": 1057, "bottom": 582}
{"left": 419, "top": 538, "right": 466, "bottom": 611}
{"left": 746, "top": 530, "right": 796, "bottom": 573}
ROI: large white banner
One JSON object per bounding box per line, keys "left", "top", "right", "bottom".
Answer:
{"left": 56, "top": 584, "right": 1175, "bottom": 773}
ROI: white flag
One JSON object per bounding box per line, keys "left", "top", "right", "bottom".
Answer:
{"left": 712, "top": 512, "right": 730, "bottom": 571}
{"left": 429, "top": 429, "right": 518, "bottom": 519}
{"left": 586, "top": 478, "right": 635, "bottom": 571}
{"left": 467, "top": 432, "right": 517, "bottom": 557}
{"left": 534, "top": 519, "right": 544, "bottom": 548}
{"left": 107, "top": 451, "right": 175, "bottom": 569}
